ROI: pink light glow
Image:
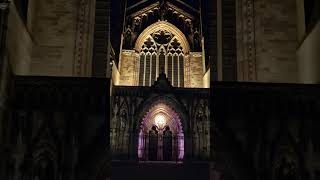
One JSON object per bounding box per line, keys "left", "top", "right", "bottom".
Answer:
{"left": 138, "top": 130, "right": 144, "bottom": 159}
{"left": 138, "top": 103, "right": 184, "bottom": 161}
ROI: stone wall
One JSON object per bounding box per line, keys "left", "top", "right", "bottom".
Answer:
{"left": 119, "top": 50, "right": 137, "bottom": 86}
{"left": 7, "top": 1, "right": 32, "bottom": 75}
{"left": 297, "top": 22, "right": 320, "bottom": 83}
{"left": 189, "top": 52, "right": 204, "bottom": 88}
{"left": 118, "top": 51, "right": 206, "bottom": 88}
{"left": 237, "top": 0, "right": 298, "bottom": 83}
{"left": 111, "top": 85, "right": 210, "bottom": 160}
{"left": 254, "top": 0, "right": 298, "bottom": 83}
{"left": 28, "top": 0, "right": 80, "bottom": 76}
{"left": 203, "top": 69, "right": 210, "bottom": 88}
{"left": 211, "top": 82, "right": 320, "bottom": 179}
{"left": 5, "top": 76, "right": 110, "bottom": 180}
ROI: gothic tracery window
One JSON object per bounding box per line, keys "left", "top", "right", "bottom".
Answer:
{"left": 138, "top": 30, "right": 185, "bottom": 87}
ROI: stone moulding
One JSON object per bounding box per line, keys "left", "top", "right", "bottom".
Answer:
{"left": 134, "top": 21, "right": 190, "bottom": 53}
{"left": 237, "top": 0, "right": 257, "bottom": 81}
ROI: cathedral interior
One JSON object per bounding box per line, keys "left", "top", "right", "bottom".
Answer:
{"left": 0, "top": 0, "right": 320, "bottom": 180}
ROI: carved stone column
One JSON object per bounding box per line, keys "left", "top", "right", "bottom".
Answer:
{"left": 236, "top": 0, "right": 257, "bottom": 81}
{"left": 92, "top": 0, "right": 110, "bottom": 77}
{"left": 73, "top": 0, "right": 96, "bottom": 76}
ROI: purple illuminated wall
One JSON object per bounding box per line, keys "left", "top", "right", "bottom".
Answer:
{"left": 137, "top": 103, "right": 184, "bottom": 161}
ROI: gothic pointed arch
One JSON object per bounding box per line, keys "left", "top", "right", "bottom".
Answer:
{"left": 134, "top": 21, "right": 190, "bottom": 52}
{"left": 133, "top": 94, "right": 189, "bottom": 161}
{"left": 134, "top": 94, "right": 189, "bottom": 134}
{"left": 31, "top": 127, "right": 59, "bottom": 180}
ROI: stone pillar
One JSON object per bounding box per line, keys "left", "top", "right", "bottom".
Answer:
{"left": 92, "top": 0, "right": 110, "bottom": 77}
{"left": 236, "top": 0, "right": 257, "bottom": 81}
{"left": 0, "top": 1, "right": 9, "bottom": 179}
{"left": 202, "top": 0, "right": 217, "bottom": 82}
{"left": 184, "top": 132, "right": 193, "bottom": 162}
{"left": 119, "top": 50, "right": 137, "bottom": 86}
{"left": 0, "top": 0, "right": 8, "bottom": 71}
{"left": 221, "top": 0, "right": 237, "bottom": 81}
{"left": 0, "top": 0, "right": 9, "bottom": 138}
{"left": 297, "top": 22, "right": 320, "bottom": 84}
{"left": 189, "top": 52, "right": 204, "bottom": 88}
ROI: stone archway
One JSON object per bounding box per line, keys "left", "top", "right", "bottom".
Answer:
{"left": 137, "top": 102, "right": 184, "bottom": 161}
{"left": 134, "top": 95, "right": 188, "bottom": 161}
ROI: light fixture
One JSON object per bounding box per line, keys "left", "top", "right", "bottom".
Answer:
{"left": 154, "top": 113, "right": 166, "bottom": 130}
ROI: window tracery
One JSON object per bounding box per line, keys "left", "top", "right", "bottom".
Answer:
{"left": 137, "top": 29, "right": 186, "bottom": 87}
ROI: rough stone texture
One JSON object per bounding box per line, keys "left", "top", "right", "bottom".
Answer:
{"left": 29, "top": 0, "right": 79, "bottom": 76}
{"left": 189, "top": 53, "right": 204, "bottom": 88}
{"left": 73, "top": 0, "right": 96, "bottom": 76}
{"left": 254, "top": 0, "right": 298, "bottom": 83}
{"left": 112, "top": 62, "right": 121, "bottom": 85}
{"left": 236, "top": 0, "right": 257, "bottom": 81}
{"left": 119, "top": 50, "right": 137, "bottom": 86}
{"left": 221, "top": 0, "right": 237, "bottom": 81}
{"left": 203, "top": 69, "right": 210, "bottom": 88}
{"left": 92, "top": 0, "right": 111, "bottom": 78}
{"left": 202, "top": 0, "right": 217, "bottom": 82}
{"left": 295, "top": 0, "right": 306, "bottom": 42}
{"left": 111, "top": 84, "right": 210, "bottom": 161}
{"left": 7, "top": 2, "right": 32, "bottom": 75}
{"left": 4, "top": 76, "right": 111, "bottom": 180}
{"left": 297, "top": 22, "right": 320, "bottom": 84}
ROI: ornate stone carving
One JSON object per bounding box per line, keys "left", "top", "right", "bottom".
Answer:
{"left": 244, "top": 0, "right": 256, "bottom": 81}
{"left": 151, "top": 30, "right": 173, "bottom": 45}
{"left": 237, "top": 0, "right": 257, "bottom": 81}
{"left": 135, "top": 21, "right": 190, "bottom": 53}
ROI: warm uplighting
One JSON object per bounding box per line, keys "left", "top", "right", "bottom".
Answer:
{"left": 154, "top": 113, "right": 166, "bottom": 130}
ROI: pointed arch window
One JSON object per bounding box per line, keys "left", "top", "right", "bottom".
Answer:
{"left": 137, "top": 31, "right": 186, "bottom": 87}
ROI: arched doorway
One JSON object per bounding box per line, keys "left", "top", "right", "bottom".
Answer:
{"left": 137, "top": 103, "right": 184, "bottom": 161}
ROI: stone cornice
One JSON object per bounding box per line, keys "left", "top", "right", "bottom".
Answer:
{"left": 112, "top": 85, "right": 209, "bottom": 98}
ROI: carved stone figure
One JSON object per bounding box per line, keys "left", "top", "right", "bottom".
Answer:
{"left": 124, "top": 26, "right": 133, "bottom": 49}
{"left": 132, "top": 18, "right": 141, "bottom": 32}
{"left": 159, "top": 0, "right": 166, "bottom": 20}
{"left": 193, "top": 28, "right": 201, "bottom": 51}
{"left": 120, "top": 110, "right": 127, "bottom": 130}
